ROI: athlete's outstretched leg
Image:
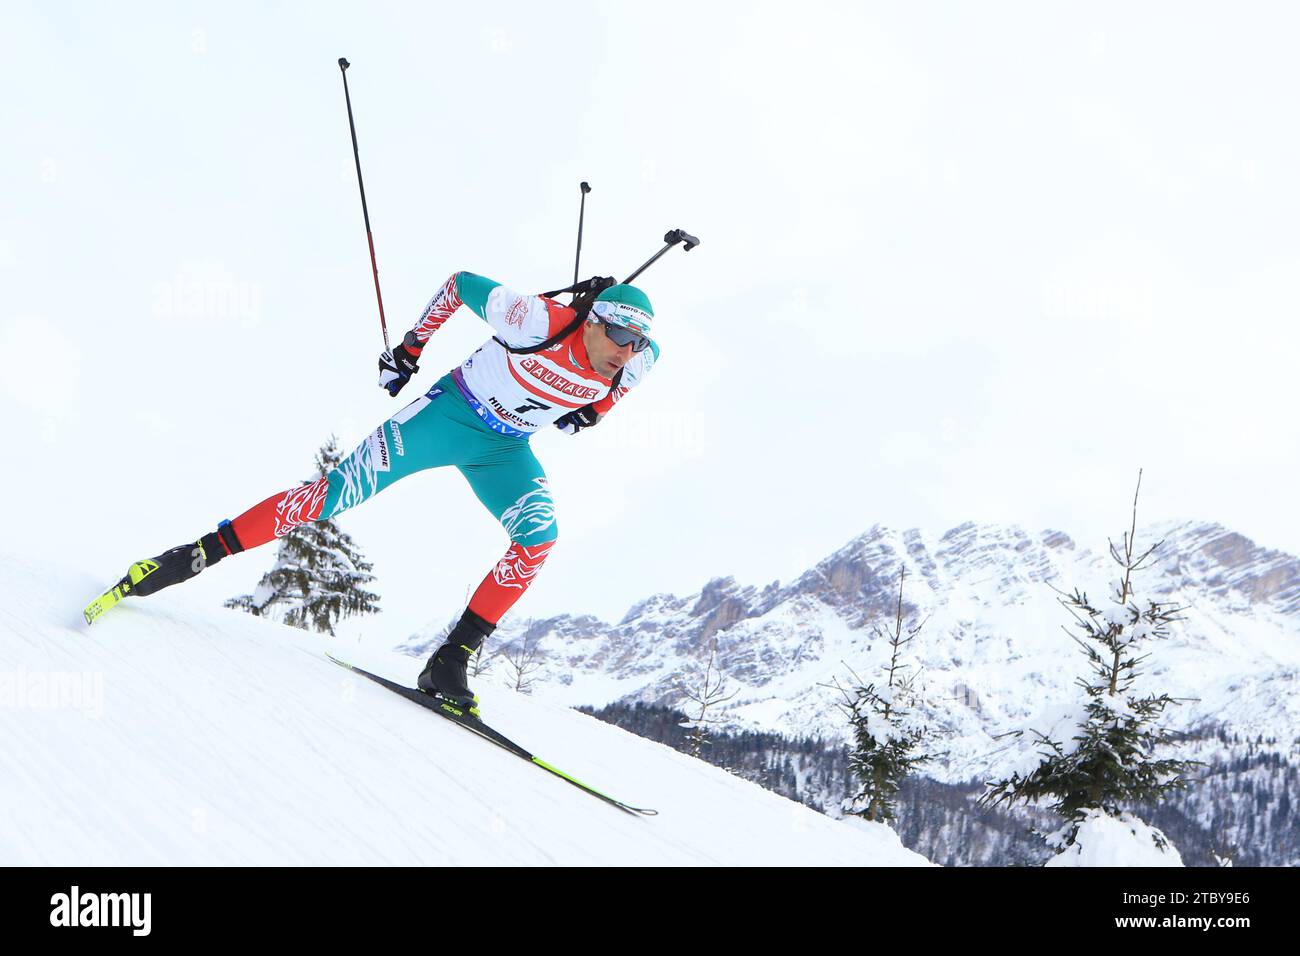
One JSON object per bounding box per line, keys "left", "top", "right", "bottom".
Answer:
{"left": 121, "top": 468, "right": 342, "bottom": 601}
{"left": 118, "top": 385, "right": 468, "bottom": 603}
{"left": 130, "top": 466, "right": 334, "bottom": 599}
{"left": 127, "top": 432, "right": 383, "bottom": 599}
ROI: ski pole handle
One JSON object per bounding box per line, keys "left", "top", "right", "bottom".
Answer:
{"left": 623, "top": 228, "right": 701, "bottom": 285}
{"left": 572, "top": 181, "right": 591, "bottom": 300}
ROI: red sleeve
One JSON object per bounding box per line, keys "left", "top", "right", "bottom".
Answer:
{"left": 405, "top": 273, "right": 464, "bottom": 354}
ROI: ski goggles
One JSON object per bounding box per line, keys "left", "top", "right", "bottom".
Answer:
{"left": 598, "top": 320, "right": 652, "bottom": 353}
{"left": 591, "top": 301, "right": 653, "bottom": 352}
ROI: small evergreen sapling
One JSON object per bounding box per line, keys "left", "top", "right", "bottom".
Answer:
{"left": 226, "top": 436, "right": 381, "bottom": 635}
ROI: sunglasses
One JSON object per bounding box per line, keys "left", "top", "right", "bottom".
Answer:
{"left": 599, "top": 320, "right": 652, "bottom": 353}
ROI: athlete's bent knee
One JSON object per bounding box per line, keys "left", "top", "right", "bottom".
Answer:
{"left": 500, "top": 477, "right": 557, "bottom": 546}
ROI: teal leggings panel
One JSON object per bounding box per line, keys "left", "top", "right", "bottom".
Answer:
{"left": 319, "top": 374, "right": 558, "bottom": 546}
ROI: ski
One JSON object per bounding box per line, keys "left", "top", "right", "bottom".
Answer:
{"left": 326, "top": 653, "right": 657, "bottom": 817}
{"left": 82, "top": 559, "right": 160, "bottom": 625}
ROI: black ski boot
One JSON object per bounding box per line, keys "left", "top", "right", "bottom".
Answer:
{"left": 418, "top": 609, "right": 495, "bottom": 711}
{"left": 130, "top": 522, "right": 244, "bottom": 596}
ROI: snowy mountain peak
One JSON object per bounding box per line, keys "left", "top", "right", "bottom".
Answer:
{"left": 447, "top": 520, "right": 1300, "bottom": 782}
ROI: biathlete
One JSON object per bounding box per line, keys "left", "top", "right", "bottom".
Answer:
{"left": 86, "top": 273, "right": 659, "bottom": 711}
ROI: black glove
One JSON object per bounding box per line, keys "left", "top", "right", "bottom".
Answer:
{"left": 378, "top": 333, "right": 422, "bottom": 397}
{"left": 555, "top": 404, "right": 600, "bottom": 435}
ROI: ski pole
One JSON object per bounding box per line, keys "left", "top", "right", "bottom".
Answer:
{"left": 338, "top": 57, "right": 390, "bottom": 351}
{"left": 623, "top": 228, "right": 700, "bottom": 285}
{"left": 572, "top": 181, "right": 591, "bottom": 302}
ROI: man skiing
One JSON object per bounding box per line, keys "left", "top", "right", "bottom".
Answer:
{"left": 87, "top": 272, "right": 659, "bottom": 710}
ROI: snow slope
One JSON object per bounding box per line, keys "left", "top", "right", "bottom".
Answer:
{"left": 1043, "top": 811, "right": 1184, "bottom": 868}
{"left": 0, "top": 554, "right": 928, "bottom": 866}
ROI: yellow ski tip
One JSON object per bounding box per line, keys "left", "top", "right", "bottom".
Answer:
{"left": 83, "top": 598, "right": 107, "bottom": 626}
{"left": 82, "top": 563, "right": 148, "bottom": 625}
{"left": 83, "top": 585, "right": 123, "bottom": 625}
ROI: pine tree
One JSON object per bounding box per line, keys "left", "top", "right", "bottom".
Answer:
{"left": 833, "top": 564, "right": 936, "bottom": 823}
{"left": 980, "top": 471, "right": 1198, "bottom": 856}
{"left": 226, "top": 436, "right": 381, "bottom": 635}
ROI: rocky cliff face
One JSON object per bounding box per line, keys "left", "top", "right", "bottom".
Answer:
{"left": 1149, "top": 524, "right": 1300, "bottom": 613}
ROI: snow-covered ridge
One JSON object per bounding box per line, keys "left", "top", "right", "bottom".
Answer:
{"left": 402, "top": 521, "right": 1300, "bottom": 784}
{"left": 0, "top": 553, "right": 927, "bottom": 865}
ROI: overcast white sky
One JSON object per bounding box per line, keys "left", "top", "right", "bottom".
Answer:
{"left": 3, "top": 1, "right": 1297, "bottom": 637}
